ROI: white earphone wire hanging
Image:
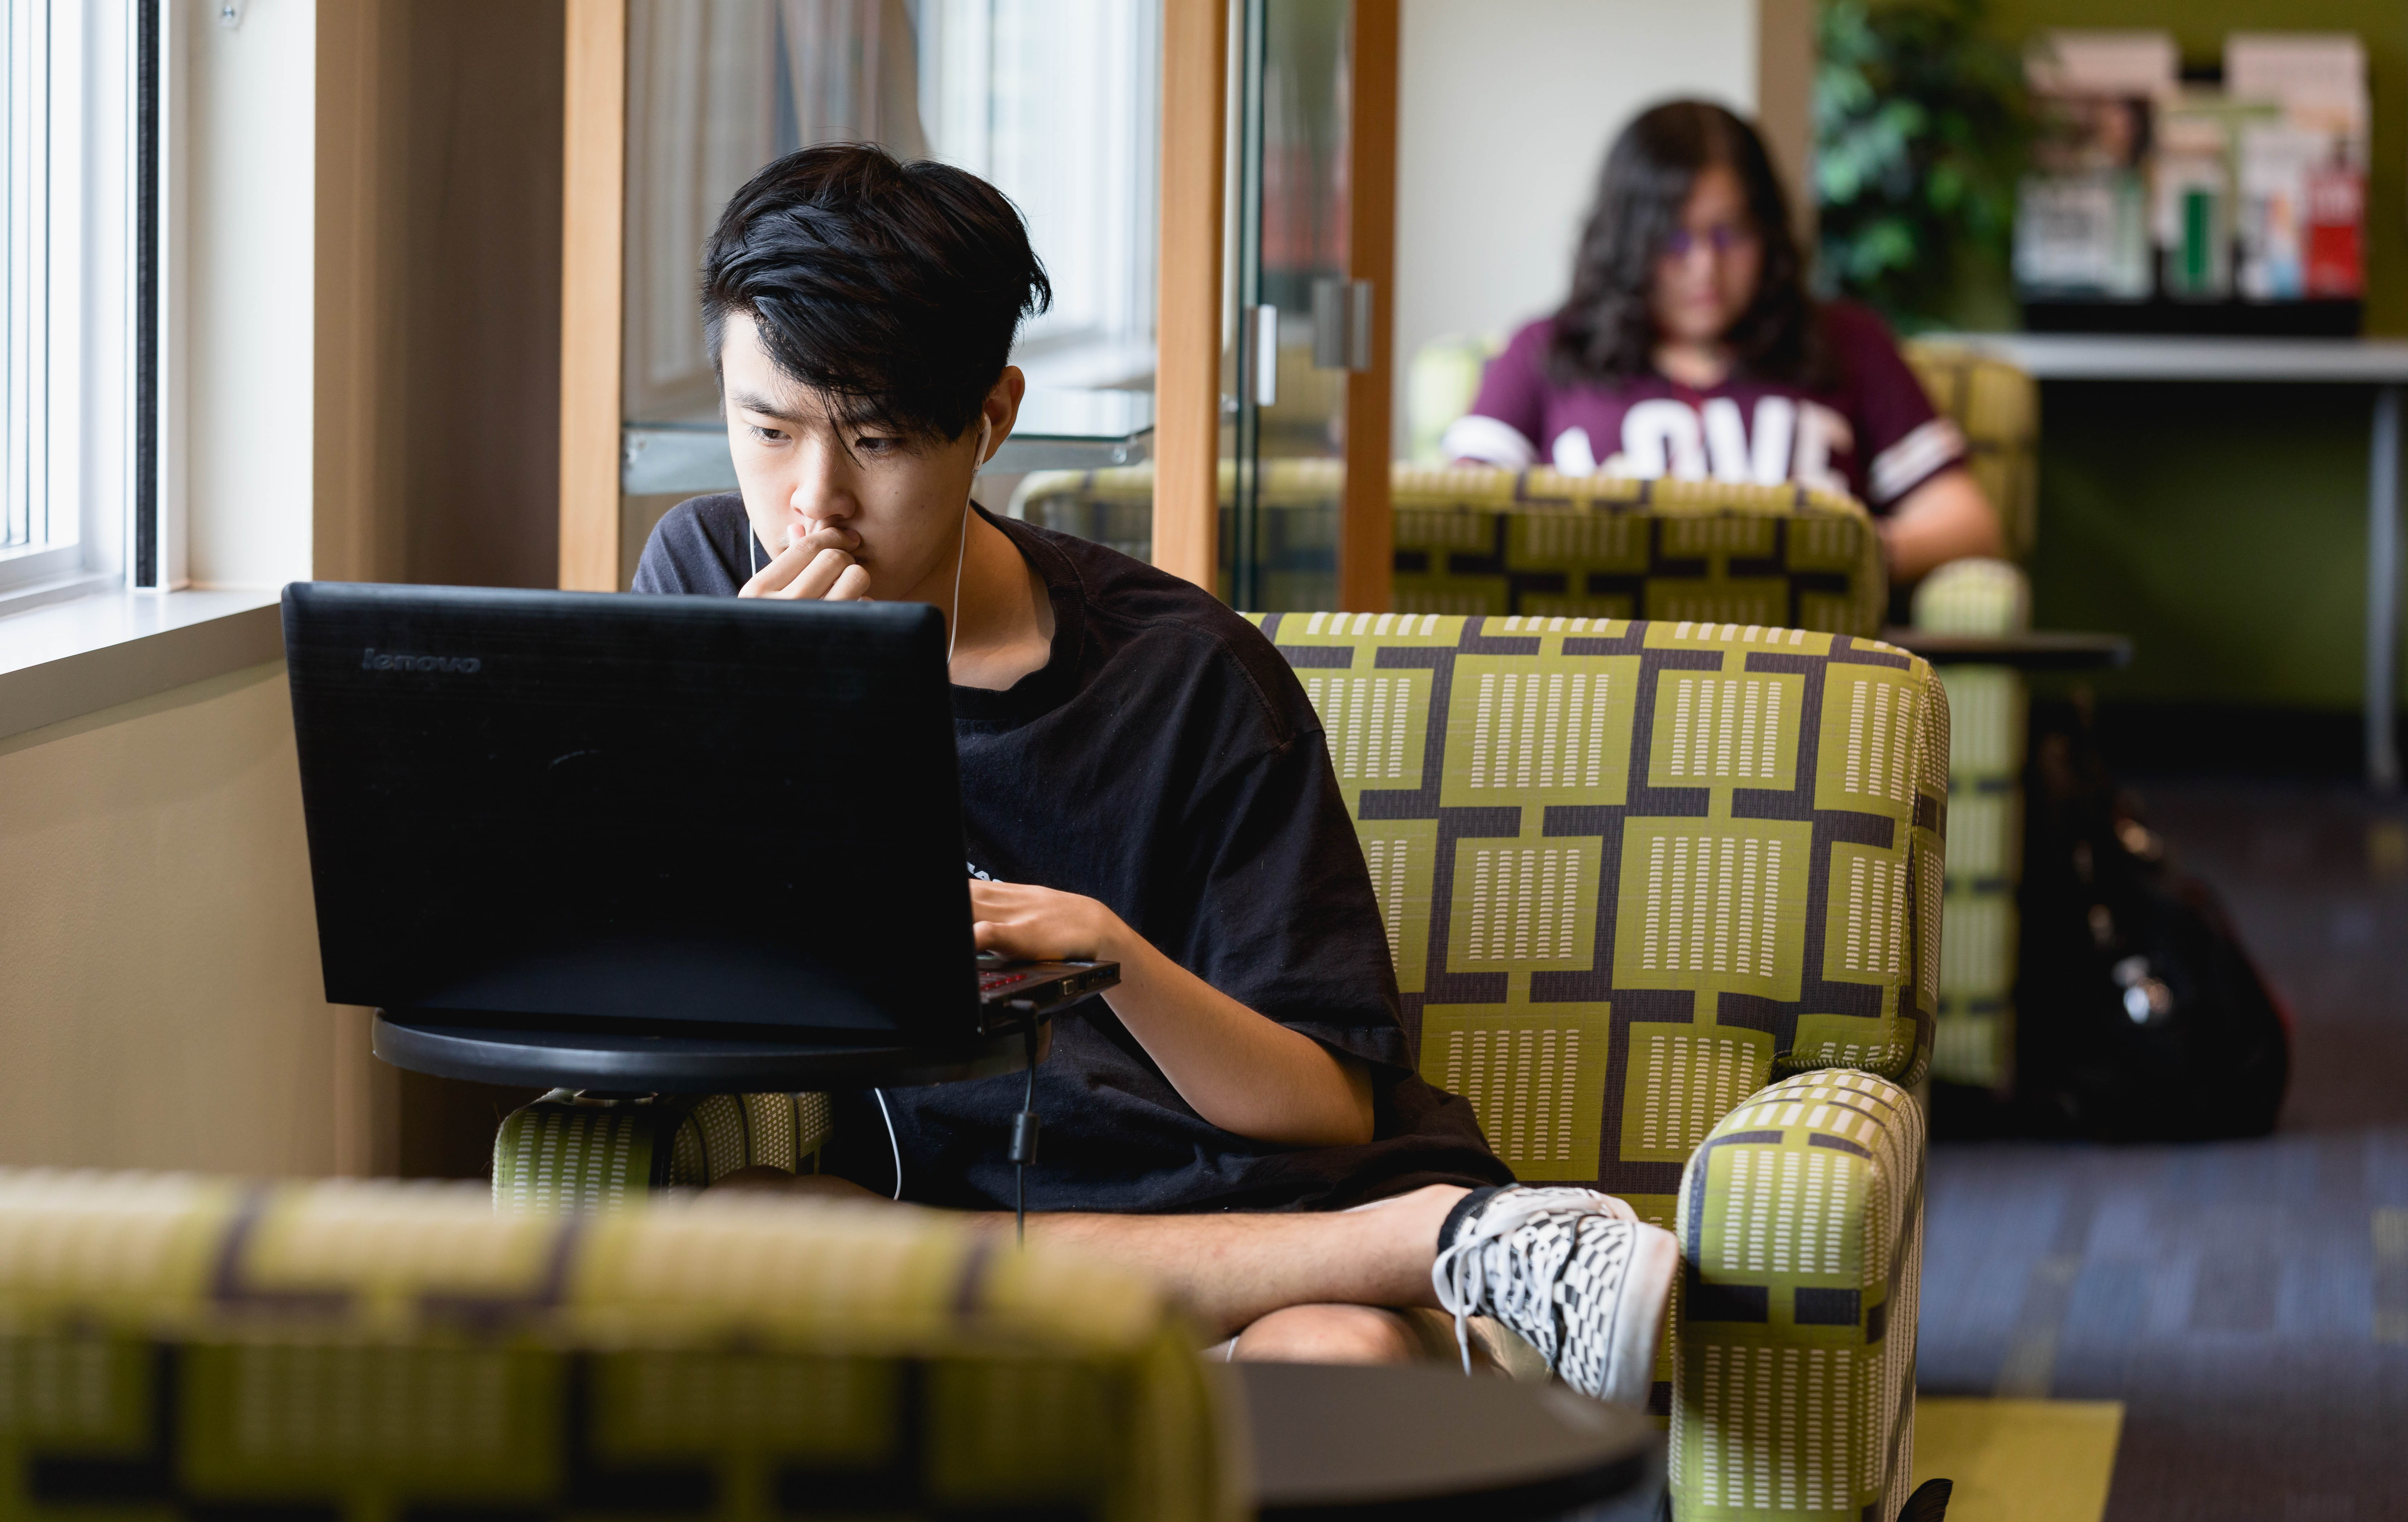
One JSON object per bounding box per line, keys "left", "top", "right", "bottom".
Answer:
{"left": 947, "top": 416, "right": 990, "bottom": 670}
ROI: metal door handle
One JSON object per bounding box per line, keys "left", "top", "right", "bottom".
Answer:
{"left": 1252, "top": 304, "right": 1279, "bottom": 406}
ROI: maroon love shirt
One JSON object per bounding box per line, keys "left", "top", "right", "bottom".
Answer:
{"left": 1444, "top": 301, "right": 1964, "bottom": 512}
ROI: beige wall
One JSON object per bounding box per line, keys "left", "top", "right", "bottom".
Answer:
{"left": 183, "top": 0, "right": 320, "bottom": 590}
{"left": 0, "top": 662, "right": 374, "bottom": 1175}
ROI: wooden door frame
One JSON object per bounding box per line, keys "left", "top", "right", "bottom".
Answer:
{"left": 1152, "top": 0, "right": 1229, "bottom": 591}
{"left": 1156, "top": 0, "right": 1397, "bottom": 609}
{"left": 558, "top": 0, "right": 626, "bottom": 592}
{"left": 1338, "top": 0, "right": 1399, "bottom": 613}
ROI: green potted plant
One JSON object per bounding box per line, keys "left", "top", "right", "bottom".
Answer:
{"left": 1815, "top": 0, "right": 2032, "bottom": 331}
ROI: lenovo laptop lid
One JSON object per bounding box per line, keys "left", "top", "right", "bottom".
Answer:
{"left": 283, "top": 582, "right": 985, "bottom": 1046}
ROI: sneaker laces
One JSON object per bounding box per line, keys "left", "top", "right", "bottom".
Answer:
{"left": 1430, "top": 1186, "right": 1626, "bottom": 1376}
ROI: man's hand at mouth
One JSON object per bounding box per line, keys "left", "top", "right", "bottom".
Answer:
{"left": 740, "top": 521, "right": 870, "bottom": 600}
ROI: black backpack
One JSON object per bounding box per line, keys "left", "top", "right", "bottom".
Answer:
{"left": 2008, "top": 700, "right": 2292, "bottom": 1141}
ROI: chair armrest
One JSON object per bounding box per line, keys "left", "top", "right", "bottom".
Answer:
{"left": 1669, "top": 1070, "right": 1927, "bottom": 1522}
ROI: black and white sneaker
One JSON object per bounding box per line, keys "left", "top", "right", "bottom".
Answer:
{"left": 1430, "top": 1185, "right": 1679, "bottom": 1406}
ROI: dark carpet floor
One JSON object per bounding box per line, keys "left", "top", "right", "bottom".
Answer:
{"left": 1917, "top": 782, "right": 2408, "bottom": 1522}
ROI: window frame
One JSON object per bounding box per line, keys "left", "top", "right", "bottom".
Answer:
{"left": 917, "top": 0, "right": 1162, "bottom": 390}
{"left": 0, "top": 0, "right": 148, "bottom": 609}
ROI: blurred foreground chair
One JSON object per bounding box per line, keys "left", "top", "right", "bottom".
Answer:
{"left": 0, "top": 1169, "right": 1230, "bottom": 1520}
{"left": 1254, "top": 612, "right": 1946, "bottom": 1522}
{"left": 1012, "top": 461, "right": 1888, "bottom": 636}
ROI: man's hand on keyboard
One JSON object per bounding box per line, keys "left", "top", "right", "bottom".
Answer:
{"left": 969, "top": 879, "right": 1120, "bottom": 965}
{"left": 969, "top": 879, "right": 1374, "bottom": 1146}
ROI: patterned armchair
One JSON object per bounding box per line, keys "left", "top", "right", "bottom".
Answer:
{"left": 1009, "top": 458, "right": 1341, "bottom": 610}
{"left": 0, "top": 1169, "right": 1230, "bottom": 1520}
{"left": 478, "top": 608, "right": 1948, "bottom": 1522}
{"left": 1255, "top": 612, "right": 1944, "bottom": 1522}
{"left": 1009, "top": 462, "right": 1888, "bottom": 636}
{"left": 1395, "top": 330, "right": 2038, "bottom": 560}
{"left": 1397, "top": 331, "right": 2037, "bottom": 550}
{"left": 1387, "top": 471, "right": 1883, "bottom": 633}
{"left": 486, "top": 614, "right": 1945, "bottom": 1522}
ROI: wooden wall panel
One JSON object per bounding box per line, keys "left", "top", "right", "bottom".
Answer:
{"left": 1339, "top": 0, "right": 1399, "bottom": 613}
{"left": 313, "top": 0, "right": 406, "bottom": 587}
{"left": 400, "top": 2, "right": 565, "bottom": 590}
{"left": 316, "top": 1, "right": 566, "bottom": 595}
{"left": 1153, "top": 0, "right": 1229, "bottom": 592}
{"left": 559, "top": 0, "right": 627, "bottom": 592}
{"left": 1755, "top": 0, "right": 1817, "bottom": 242}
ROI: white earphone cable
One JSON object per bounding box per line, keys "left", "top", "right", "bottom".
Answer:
{"left": 874, "top": 1088, "right": 903, "bottom": 1201}
{"left": 946, "top": 497, "right": 971, "bottom": 668}
{"left": 947, "top": 416, "right": 990, "bottom": 670}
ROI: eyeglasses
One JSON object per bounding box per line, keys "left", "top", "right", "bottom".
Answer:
{"left": 1661, "top": 224, "right": 1758, "bottom": 257}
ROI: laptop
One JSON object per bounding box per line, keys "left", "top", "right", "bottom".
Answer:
{"left": 281, "top": 582, "right": 1116, "bottom": 1077}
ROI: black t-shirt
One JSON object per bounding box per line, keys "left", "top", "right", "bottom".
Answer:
{"left": 632, "top": 494, "right": 1511, "bottom": 1212}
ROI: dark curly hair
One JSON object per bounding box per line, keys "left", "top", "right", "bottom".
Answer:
{"left": 702, "top": 143, "right": 1052, "bottom": 442}
{"left": 1549, "top": 101, "right": 1821, "bottom": 387}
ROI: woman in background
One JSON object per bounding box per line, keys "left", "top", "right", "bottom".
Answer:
{"left": 1444, "top": 100, "right": 2000, "bottom": 583}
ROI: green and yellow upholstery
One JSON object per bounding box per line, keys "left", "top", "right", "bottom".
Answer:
{"left": 1673, "top": 1071, "right": 1925, "bottom": 1522}
{"left": 1924, "top": 661, "right": 2022, "bottom": 1091}
{"left": 1010, "top": 458, "right": 1343, "bottom": 611}
{"left": 1012, "top": 462, "right": 1888, "bottom": 634}
{"left": 1911, "top": 558, "right": 2036, "bottom": 1092}
{"left": 0, "top": 1169, "right": 1232, "bottom": 1521}
{"left": 493, "top": 1091, "right": 836, "bottom": 1213}
{"left": 1897, "top": 339, "right": 2040, "bottom": 562}
{"left": 1387, "top": 472, "right": 1883, "bottom": 633}
{"left": 1254, "top": 612, "right": 1945, "bottom": 1522}
{"left": 1395, "top": 331, "right": 2038, "bottom": 559}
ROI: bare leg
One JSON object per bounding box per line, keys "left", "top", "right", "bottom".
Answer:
{"left": 715, "top": 1170, "right": 1470, "bottom": 1341}
{"left": 1026, "top": 1185, "right": 1467, "bottom": 1336}
{"left": 714, "top": 1168, "right": 889, "bottom": 1201}
{"left": 1222, "top": 1304, "right": 1421, "bottom": 1364}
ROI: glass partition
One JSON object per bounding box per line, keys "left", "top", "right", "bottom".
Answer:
{"left": 1227, "top": 0, "right": 1352, "bottom": 611}
{"left": 616, "top": 0, "right": 1160, "bottom": 584}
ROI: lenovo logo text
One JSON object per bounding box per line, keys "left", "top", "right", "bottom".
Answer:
{"left": 362, "top": 648, "right": 482, "bottom": 674}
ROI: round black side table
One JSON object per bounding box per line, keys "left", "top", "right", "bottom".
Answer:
{"left": 1237, "top": 1362, "right": 1659, "bottom": 1520}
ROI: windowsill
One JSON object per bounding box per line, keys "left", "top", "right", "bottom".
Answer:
{"left": 0, "top": 586, "right": 286, "bottom": 743}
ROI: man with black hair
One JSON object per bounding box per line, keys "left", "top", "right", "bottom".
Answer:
{"left": 634, "top": 143, "right": 1677, "bottom": 1397}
